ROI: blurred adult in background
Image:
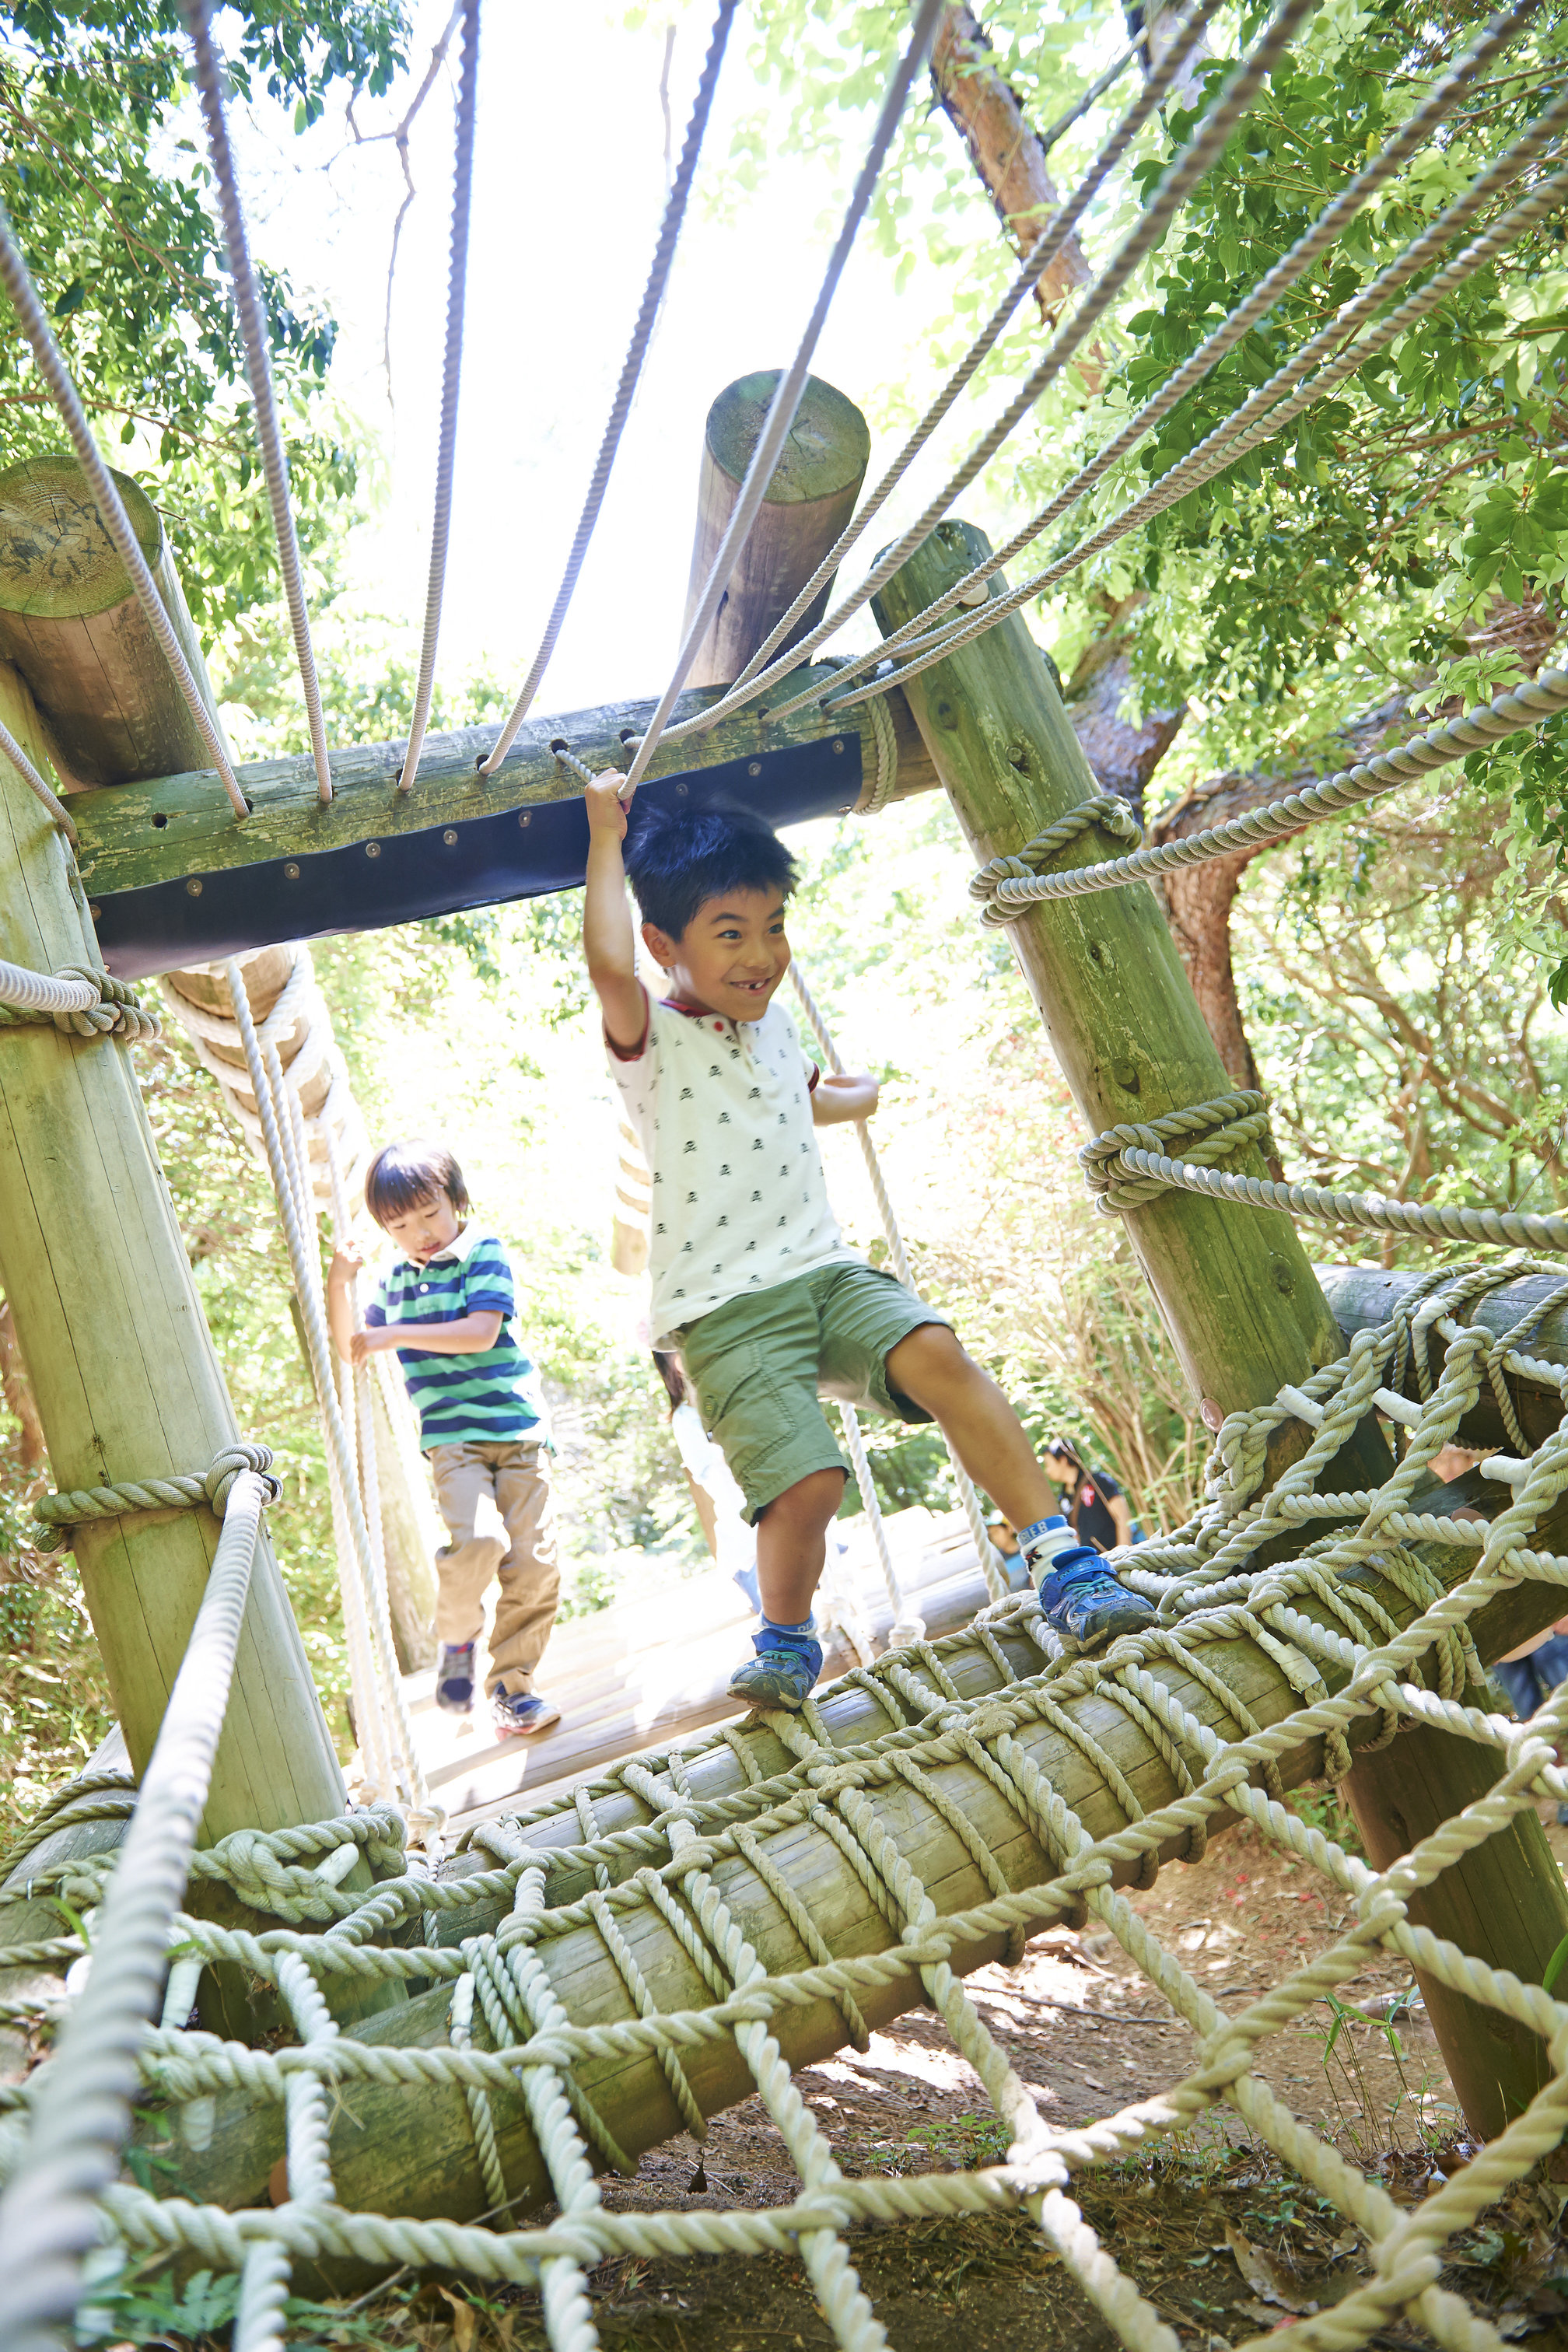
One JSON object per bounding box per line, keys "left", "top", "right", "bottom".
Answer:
{"left": 1043, "top": 1436, "right": 1136, "bottom": 1552}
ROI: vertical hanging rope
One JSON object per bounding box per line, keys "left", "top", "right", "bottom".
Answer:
{"left": 0, "top": 198, "right": 250, "bottom": 821}
{"left": 620, "top": 0, "right": 947, "bottom": 793}
{"left": 180, "top": 2, "right": 336, "bottom": 806}
{"left": 478, "top": 0, "right": 740, "bottom": 779}
{"left": 398, "top": 0, "right": 481, "bottom": 795}
{"left": 789, "top": 961, "right": 1011, "bottom": 1604}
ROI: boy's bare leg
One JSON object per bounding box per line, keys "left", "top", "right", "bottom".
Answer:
{"left": 754, "top": 1467, "right": 846, "bottom": 1623}
{"left": 885, "top": 1325, "right": 1055, "bottom": 1531}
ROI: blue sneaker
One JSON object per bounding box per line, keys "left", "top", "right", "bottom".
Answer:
{"left": 436, "top": 1641, "right": 477, "bottom": 1714}
{"left": 727, "top": 1626, "right": 823, "bottom": 1713}
{"left": 1036, "top": 1559, "right": 1157, "bottom": 1650}
{"left": 490, "top": 1687, "right": 562, "bottom": 1738}
{"left": 1020, "top": 1514, "right": 1157, "bottom": 1652}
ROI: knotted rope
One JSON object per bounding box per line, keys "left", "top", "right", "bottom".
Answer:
{"left": 33, "top": 1443, "right": 279, "bottom": 1552}
{"left": 1081, "top": 1089, "right": 1568, "bottom": 1252}
{"left": 969, "top": 793, "right": 1143, "bottom": 924}
{"left": 0, "top": 960, "right": 158, "bottom": 1041}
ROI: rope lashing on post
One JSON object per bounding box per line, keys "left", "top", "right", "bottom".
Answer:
{"left": 968, "top": 793, "right": 1143, "bottom": 922}
{"left": 659, "top": 0, "right": 1325, "bottom": 752}
{"left": 0, "top": 719, "right": 75, "bottom": 844}
{"left": 789, "top": 961, "right": 1010, "bottom": 1608}
{"left": 621, "top": 0, "right": 947, "bottom": 794}
{"left": 0, "top": 201, "right": 249, "bottom": 823}
{"left": 478, "top": 0, "right": 740, "bottom": 781}
{"left": 180, "top": 1, "right": 334, "bottom": 807}
{"left": 823, "top": 113, "right": 1568, "bottom": 716}
{"left": 32, "top": 1443, "right": 279, "bottom": 1552}
{"left": 796, "top": 1, "right": 1542, "bottom": 705}
{"left": 1083, "top": 1090, "right": 1568, "bottom": 1253}
{"left": 0, "top": 1465, "right": 274, "bottom": 2348}
{"left": 816, "top": 661, "right": 898, "bottom": 814}
{"left": 718, "top": 0, "right": 1230, "bottom": 703}
{"left": 970, "top": 668, "right": 1568, "bottom": 921}
{"left": 0, "top": 960, "right": 158, "bottom": 1040}
{"left": 10, "top": 1271, "right": 1568, "bottom": 2347}
{"left": 398, "top": 0, "right": 480, "bottom": 797}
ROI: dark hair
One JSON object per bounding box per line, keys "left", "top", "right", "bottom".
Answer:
{"left": 1045, "top": 1433, "right": 1085, "bottom": 1473}
{"left": 652, "top": 1350, "right": 690, "bottom": 1415}
{"left": 364, "top": 1139, "right": 471, "bottom": 1227}
{"left": 624, "top": 797, "right": 797, "bottom": 941}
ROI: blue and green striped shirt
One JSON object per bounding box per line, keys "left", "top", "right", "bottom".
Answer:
{"left": 365, "top": 1227, "right": 548, "bottom": 1450}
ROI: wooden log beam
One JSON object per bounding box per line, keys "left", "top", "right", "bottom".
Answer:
{"left": 868, "top": 521, "right": 1565, "bottom": 2142}
{"left": 70, "top": 679, "right": 937, "bottom": 981}
{"left": 156, "top": 1473, "right": 1568, "bottom": 2271}
{"left": 682, "top": 373, "right": 870, "bottom": 685}
{"left": 0, "top": 453, "right": 233, "bottom": 789}
{"left": 1318, "top": 1262, "right": 1568, "bottom": 1454}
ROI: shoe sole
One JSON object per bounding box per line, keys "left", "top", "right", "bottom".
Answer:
{"left": 492, "top": 1706, "right": 562, "bottom": 1738}
{"left": 727, "top": 1680, "right": 810, "bottom": 1713}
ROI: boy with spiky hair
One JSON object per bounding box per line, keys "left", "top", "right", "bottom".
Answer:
{"left": 327, "top": 1139, "right": 561, "bottom": 1739}
{"left": 583, "top": 774, "right": 1155, "bottom": 1711}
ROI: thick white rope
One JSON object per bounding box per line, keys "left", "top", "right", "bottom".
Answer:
{"left": 971, "top": 666, "right": 1568, "bottom": 914}
{"left": 398, "top": 0, "right": 480, "bottom": 796}
{"left": 0, "top": 720, "right": 76, "bottom": 843}
{"left": 621, "top": 0, "right": 947, "bottom": 793}
{"left": 801, "top": 0, "right": 1543, "bottom": 710}
{"left": 722, "top": 0, "right": 1230, "bottom": 698}
{"left": 0, "top": 1469, "right": 271, "bottom": 2352}
{"left": 180, "top": 2, "right": 335, "bottom": 807}
{"left": 825, "top": 105, "right": 1568, "bottom": 712}
{"left": 223, "top": 963, "right": 438, "bottom": 1844}
{"left": 0, "top": 198, "right": 248, "bottom": 821}
{"left": 789, "top": 961, "right": 1010, "bottom": 1605}
{"left": 658, "top": 0, "right": 1324, "bottom": 751}
{"left": 478, "top": 0, "right": 740, "bottom": 779}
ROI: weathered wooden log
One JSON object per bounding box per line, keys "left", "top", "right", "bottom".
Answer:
{"left": 0, "top": 454, "right": 233, "bottom": 789}
{"left": 0, "top": 660, "right": 346, "bottom": 1844}
{"left": 682, "top": 372, "right": 870, "bottom": 686}
{"left": 1319, "top": 1262, "right": 1568, "bottom": 1454}
{"left": 159, "top": 1472, "right": 1568, "bottom": 2270}
{"left": 868, "top": 521, "right": 1565, "bottom": 2139}
{"left": 68, "top": 674, "right": 936, "bottom": 927}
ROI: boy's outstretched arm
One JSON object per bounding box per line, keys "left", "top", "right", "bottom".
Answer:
{"left": 583, "top": 768, "right": 646, "bottom": 1052}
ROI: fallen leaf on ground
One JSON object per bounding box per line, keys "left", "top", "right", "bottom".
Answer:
{"left": 1224, "top": 2221, "right": 1319, "bottom": 2313}
{"left": 436, "top": 2287, "right": 477, "bottom": 2352}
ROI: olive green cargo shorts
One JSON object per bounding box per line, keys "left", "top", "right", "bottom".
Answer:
{"left": 676, "top": 1259, "right": 950, "bottom": 1523}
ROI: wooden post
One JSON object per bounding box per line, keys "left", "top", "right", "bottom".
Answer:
{"left": 683, "top": 371, "right": 870, "bottom": 686}
{"left": 871, "top": 521, "right": 1568, "bottom": 2138}
{"left": 0, "top": 662, "right": 347, "bottom": 1841}
{"left": 0, "top": 453, "right": 233, "bottom": 788}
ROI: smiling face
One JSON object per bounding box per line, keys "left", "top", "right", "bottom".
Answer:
{"left": 378, "top": 1188, "right": 464, "bottom": 1265}
{"left": 642, "top": 885, "right": 791, "bottom": 1022}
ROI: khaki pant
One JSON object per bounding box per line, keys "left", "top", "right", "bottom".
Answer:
{"left": 426, "top": 1439, "right": 559, "bottom": 1698}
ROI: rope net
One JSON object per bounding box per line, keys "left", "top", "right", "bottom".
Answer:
{"left": 4, "top": 1262, "right": 1568, "bottom": 2347}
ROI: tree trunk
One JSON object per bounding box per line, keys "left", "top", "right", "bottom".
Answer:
{"left": 0, "top": 1298, "right": 45, "bottom": 1472}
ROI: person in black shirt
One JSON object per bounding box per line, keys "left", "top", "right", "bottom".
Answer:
{"left": 1043, "top": 1437, "right": 1134, "bottom": 1552}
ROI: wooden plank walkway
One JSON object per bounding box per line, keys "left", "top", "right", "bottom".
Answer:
{"left": 403, "top": 1508, "right": 1018, "bottom": 1841}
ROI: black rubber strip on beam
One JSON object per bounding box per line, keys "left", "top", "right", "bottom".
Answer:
{"left": 91, "top": 739, "right": 862, "bottom": 981}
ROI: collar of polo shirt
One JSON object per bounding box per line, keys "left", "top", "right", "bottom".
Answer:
{"left": 408, "top": 1218, "right": 491, "bottom": 1269}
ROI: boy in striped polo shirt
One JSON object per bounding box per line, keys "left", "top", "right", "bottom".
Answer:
{"left": 327, "top": 1139, "right": 560, "bottom": 1738}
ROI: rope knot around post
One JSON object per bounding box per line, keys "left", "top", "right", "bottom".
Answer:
{"left": 968, "top": 792, "right": 1143, "bottom": 926}
{"left": 33, "top": 1440, "right": 279, "bottom": 1551}
{"left": 0, "top": 957, "right": 159, "bottom": 1041}
{"left": 1080, "top": 1090, "right": 1275, "bottom": 1213}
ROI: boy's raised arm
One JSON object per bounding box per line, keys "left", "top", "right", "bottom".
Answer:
{"left": 583, "top": 768, "right": 646, "bottom": 1052}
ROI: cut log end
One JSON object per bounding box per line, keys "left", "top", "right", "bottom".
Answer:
{"left": 0, "top": 451, "right": 158, "bottom": 621}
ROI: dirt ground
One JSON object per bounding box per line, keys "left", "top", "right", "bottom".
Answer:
{"left": 243, "top": 1795, "right": 1568, "bottom": 2351}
